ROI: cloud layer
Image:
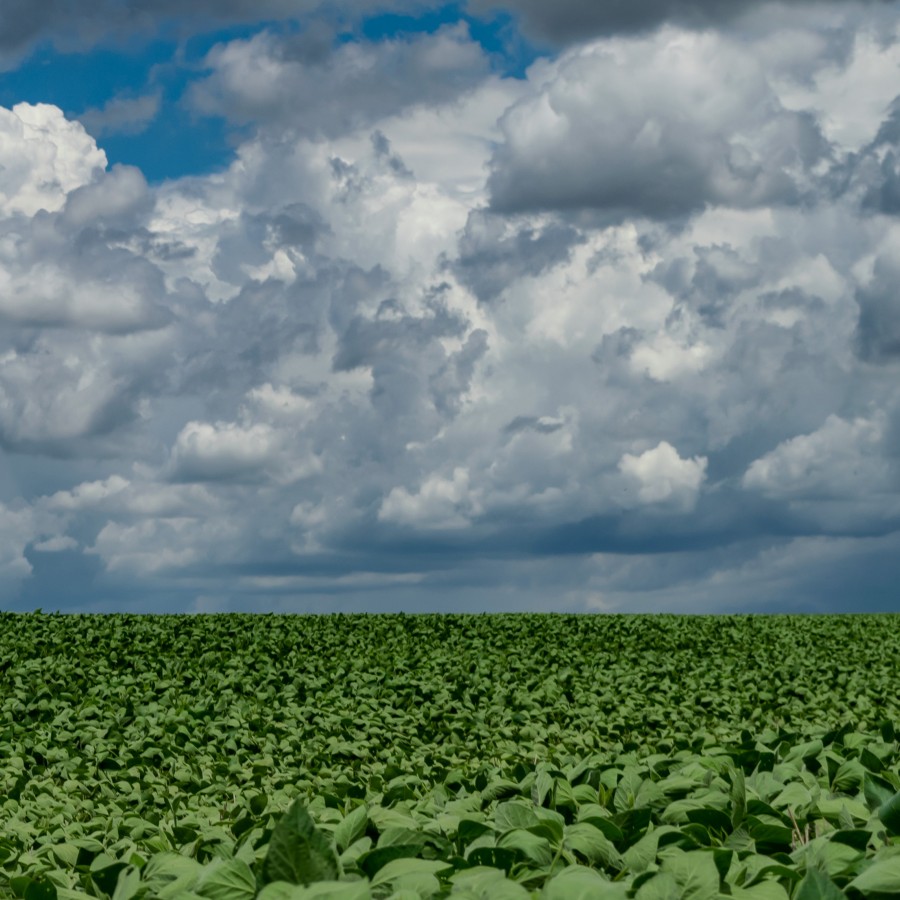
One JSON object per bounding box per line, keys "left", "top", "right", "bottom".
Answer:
{"left": 2, "top": 2, "right": 900, "bottom": 612}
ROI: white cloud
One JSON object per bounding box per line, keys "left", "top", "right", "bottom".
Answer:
{"left": 379, "top": 467, "right": 482, "bottom": 529}
{"left": 619, "top": 442, "right": 708, "bottom": 509}
{"left": 488, "top": 28, "right": 829, "bottom": 217}
{"left": 47, "top": 475, "right": 130, "bottom": 511}
{"left": 90, "top": 519, "right": 204, "bottom": 574}
{"left": 0, "top": 104, "right": 106, "bottom": 217}
{"left": 743, "top": 414, "right": 890, "bottom": 499}
{"left": 629, "top": 334, "right": 715, "bottom": 382}
{"left": 768, "top": 22, "right": 900, "bottom": 152}
{"left": 168, "top": 420, "right": 282, "bottom": 482}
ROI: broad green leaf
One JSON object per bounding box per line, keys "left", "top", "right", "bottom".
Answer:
{"left": 24, "top": 881, "right": 58, "bottom": 900}
{"left": 370, "top": 858, "right": 453, "bottom": 887}
{"left": 878, "top": 790, "right": 900, "bottom": 835}
{"left": 51, "top": 844, "right": 80, "bottom": 868}
{"left": 863, "top": 772, "right": 894, "bottom": 810}
{"left": 497, "top": 829, "right": 554, "bottom": 867}
{"left": 728, "top": 883, "right": 790, "bottom": 900}
{"left": 449, "top": 867, "right": 531, "bottom": 899}
{"left": 634, "top": 872, "right": 680, "bottom": 900}
{"left": 793, "top": 868, "right": 846, "bottom": 900}
{"left": 847, "top": 855, "right": 900, "bottom": 894}
{"left": 111, "top": 866, "right": 142, "bottom": 900}
{"left": 334, "top": 807, "right": 368, "bottom": 853}
{"left": 791, "top": 836, "right": 862, "bottom": 879}
{"left": 143, "top": 852, "right": 204, "bottom": 883}
{"left": 466, "top": 847, "right": 518, "bottom": 874}
{"left": 259, "top": 882, "right": 372, "bottom": 899}
{"left": 540, "top": 865, "right": 628, "bottom": 899}
{"left": 357, "top": 845, "right": 426, "bottom": 878}
{"left": 195, "top": 858, "right": 257, "bottom": 900}
{"left": 257, "top": 885, "right": 301, "bottom": 900}
{"left": 564, "top": 822, "right": 623, "bottom": 868}
{"left": 658, "top": 849, "right": 720, "bottom": 900}
{"left": 494, "top": 802, "right": 540, "bottom": 832}
{"left": 729, "top": 767, "right": 747, "bottom": 830}
{"left": 263, "top": 800, "right": 339, "bottom": 886}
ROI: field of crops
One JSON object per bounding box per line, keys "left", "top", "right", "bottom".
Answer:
{"left": 2, "top": 613, "right": 899, "bottom": 899}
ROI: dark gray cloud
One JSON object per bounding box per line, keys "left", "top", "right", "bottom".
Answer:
{"left": 487, "top": 29, "right": 832, "bottom": 218}
{"left": 854, "top": 256, "right": 900, "bottom": 361}
{"left": 0, "top": 0, "right": 427, "bottom": 66}
{"left": 187, "top": 24, "right": 490, "bottom": 139}
{"left": 465, "top": 0, "right": 898, "bottom": 44}
{"left": 452, "top": 210, "right": 583, "bottom": 302}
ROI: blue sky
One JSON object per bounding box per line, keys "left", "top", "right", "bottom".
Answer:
{"left": 1, "top": 0, "right": 900, "bottom": 613}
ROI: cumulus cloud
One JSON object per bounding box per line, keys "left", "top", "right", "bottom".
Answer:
{"left": 0, "top": 104, "right": 106, "bottom": 216}
{"left": 742, "top": 414, "right": 891, "bottom": 500}
{"left": 488, "top": 29, "right": 831, "bottom": 218}
{"left": 379, "top": 467, "right": 482, "bottom": 529}
{"left": 168, "top": 421, "right": 283, "bottom": 482}
{"left": 188, "top": 24, "right": 490, "bottom": 139}
{"left": 619, "top": 441, "right": 708, "bottom": 510}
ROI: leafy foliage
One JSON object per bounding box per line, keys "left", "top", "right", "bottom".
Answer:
{"left": 1, "top": 612, "right": 899, "bottom": 898}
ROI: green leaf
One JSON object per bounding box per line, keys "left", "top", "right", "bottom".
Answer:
{"left": 830, "top": 829, "right": 872, "bottom": 851}
{"left": 658, "top": 850, "right": 720, "bottom": 900}
{"left": 634, "top": 872, "right": 680, "bottom": 900}
{"left": 465, "top": 848, "right": 518, "bottom": 874}
{"left": 24, "top": 881, "right": 58, "bottom": 900}
{"left": 263, "top": 800, "right": 339, "bottom": 887}
{"left": 268, "top": 882, "right": 372, "bottom": 899}
{"left": 257, "top": 885, "right": 302, "bottom": 900}
{"left": 370, "top": 858, "right": 453, "bottom": 887}
{"left": 729, "top": 766, "right": 747, "bottom": 830}
{"left": 92, "top": 861, "right": 130, "bottom": 896}
{"left": 494, "top": 802, "right": 540, "bottom": 832}
{"left": 564, "top": 822, "right": 623, "bottom": 868}
{"left": 334, "top": 806, "right": 368, "bottom": 854}
{"left": 51, "top": 844, "right": 80, "bottom": 869}
{"left": 729, "top": 883, "right": 790, "bottom": 900}
{"left": 863, "top": 772, "right": 894, "bottom": 810}
{"left": 686, "top": 808, "right": 733, "bottom": 835}
{"left": 449, "top": 867, "right": 531, "bottom": 899}
{"left": 878, "top": 790, "right": 900, "bottom": 835}
{"left": 497, "top": 829, "right": 554, "bottom": 867}
{"left": 111, "top": 866, "right": 142, "bottom": 900}
{"left": 847, "top": 855, "right": 900, "bottom": 894}
{"left": 357, "top": 845, "right": 425, "bottom": 878}
{"left": 794, "top": 868, "right": 846, "bottom": 900}
{"left": 540, "top": 865, "right": 628, "bottom": 899}
{"left": 195, "top": 858, "right": 257, "bottom": 900}
{"left": 458, "top": 820, "right": 494, "bottom": 847}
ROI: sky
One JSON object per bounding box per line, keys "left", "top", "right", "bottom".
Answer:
{"left": 1, "top": 1, "right": 900, "bottom": 614}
